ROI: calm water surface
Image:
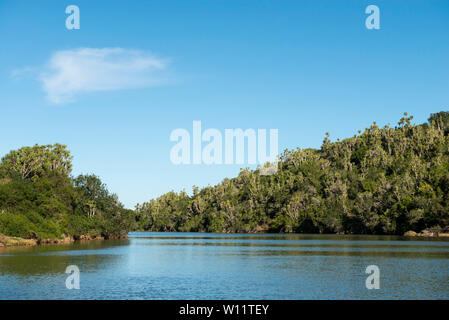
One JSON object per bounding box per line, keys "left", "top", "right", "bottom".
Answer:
{"left": 0, "top": 232, "right": 448, "bottom": 299}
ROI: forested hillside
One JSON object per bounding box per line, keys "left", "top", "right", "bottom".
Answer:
{"left": 2, "top": 112, "right": 448, "bottom": 239}
{"left": 0, "top": 144, "right": 133, "bottom": 240}
{"left": 135, "top": 112, "right": 449, "bottom": 235}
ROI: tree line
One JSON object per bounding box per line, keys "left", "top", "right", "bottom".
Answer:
{"left": 1, "top": 111, "right": 448, "bottom": 239}
{"left": 134, "top": 111, "right": 449, "bottom": 235}
{"left": 0, "top": 144, "right": 134, "bottom": 240}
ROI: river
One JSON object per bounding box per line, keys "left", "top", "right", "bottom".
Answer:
{"left": 0, "top": 232, "right": 448, "bottom": 299}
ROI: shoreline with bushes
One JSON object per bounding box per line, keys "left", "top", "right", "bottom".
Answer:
{"left": 3, "top": 229, "right": 449, "bottom": 248}
{"left": 1, "top": 111, "right": 449, "bottom": 243}
{"left": 0, "top": 144, "right": 133, "bottom": 242}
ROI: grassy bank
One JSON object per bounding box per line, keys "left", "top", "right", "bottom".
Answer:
{"left": 0, "top": 234, "right": 37, "bottom": 247}
{"left": 0, "top": 233, "right": 129, "bottom": 247}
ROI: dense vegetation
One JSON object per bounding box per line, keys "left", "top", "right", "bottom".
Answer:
{"left": 135, "top": 112, "right": 449, "bottom": 235}
{"left": 0, "top": 144, "right": 133, "bottom": 240}
{"left": 2, "top": 112, "right": 448, "bottom": 239}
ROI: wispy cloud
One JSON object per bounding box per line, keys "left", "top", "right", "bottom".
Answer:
{"left": 11, "top": 66, "right": 36, "bottom": 79}
{"left": 33, "top": 47, "right": 170, "bottom": 104}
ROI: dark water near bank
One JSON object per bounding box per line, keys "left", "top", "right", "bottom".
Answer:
{"left": 0, "top": 232, "right": 448, "bottom": 299}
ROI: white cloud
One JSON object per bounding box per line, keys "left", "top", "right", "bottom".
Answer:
{"left": 38, "top": 48, "right": 170, "bottom": 104}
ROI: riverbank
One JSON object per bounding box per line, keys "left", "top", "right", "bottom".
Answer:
{"left": 403, "top": 230, "right": 449, "bottom": 237}
{"left": 0, "top": 234, "right": 128, "bottom": 247}
{"left": 0, "top": 234, "right": 37, "bottom": 247}
{"left": 2, "top": 230, "right": 448, "bottom": 248}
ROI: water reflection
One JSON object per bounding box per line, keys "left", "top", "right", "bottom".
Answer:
{"left": 0, "top": 240, "right": 129, "bottom": 276}
{"left": 0, "top": 233, "right": 448, "bottom": 299}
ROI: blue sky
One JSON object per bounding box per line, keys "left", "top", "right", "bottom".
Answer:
{"left": 0, "top": 0, "right": 448, "bottom": 208}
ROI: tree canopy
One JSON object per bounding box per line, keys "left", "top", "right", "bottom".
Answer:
{"left": 0, "top": 144, "right": 72, "bottom": 179}
{"left": 2, "top": 111, "right": 448, "bottom": 239}
{"left": 135, "top": 111, "right": 449, "bottom": 235}
{"left": 0, "top": 144, "right": 133, "bottom": 239}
